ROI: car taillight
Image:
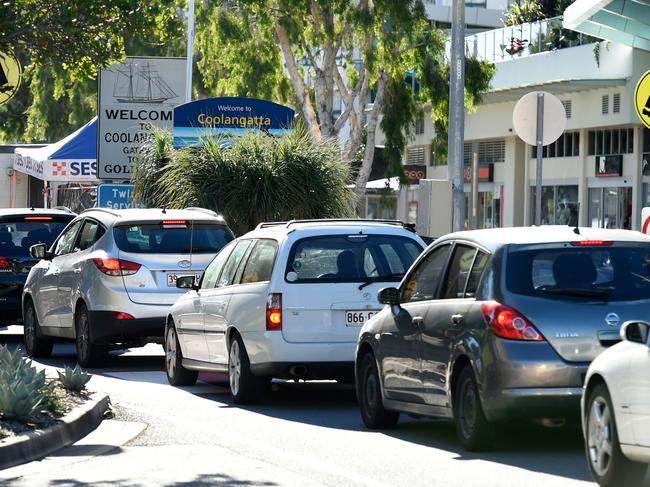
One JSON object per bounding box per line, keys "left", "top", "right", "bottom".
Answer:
{"left": 481, "top": 301, "right": 544, "bottom": 341}
{"left": 161, "top": 220, "right": 188, "bottom": 228}
{"left": 0, "top": 257, "right": 9, "bottom": 269}
{"left": 266, "top": 293, "right": 282, "bottom": 331}
{"left": 93, "top": 258, "right": 141, "bottom": 276}
{"left": 570, "top": 240, "right": 613, "bottom": 246}
{"left": 111, "top": 311, "right": 134, "bottom": 320}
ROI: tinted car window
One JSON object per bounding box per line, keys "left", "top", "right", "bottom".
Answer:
{"left": 506, "top": 243, "right": 650, "bottom": 301}
{"left": 441, "top": 245, "right": 478, "bottom": 299}
{"left": 240, "top": 240, "right": 278, "bottom": 284}
{"left": 401, "top": 244, "right": 451, "bottom": 302}
{"left": 201, "top": 242, "right": 236, "bottom": 290}
{"left": 286, "top": 235, "right": 422, "bottom": 283}
{"left": 0, "top": 218, "right": 72, "bottom": 258}
{"left": 75, "top": 220, "right": 104, "bottom": 252}
{"left": 53, "top": 220, "right": 83, "bottom": 256}
{"left": 465, "top": 250, "right": 489, "bottom": 298}
{"left": 217, "top": 240, "right": 253, "bottom": 288}
{"left": 113, "top": 223, "right": 234, "bottom": 254}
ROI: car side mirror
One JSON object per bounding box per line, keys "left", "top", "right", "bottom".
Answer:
{"left": 620, "top": 321, "right": 650, "bottom": 346}
{"left": 176, "top": 275, "right": 199, "bottom": 291}
{"left": 378, "top": 287, "right": 400, "bottom": 306}
{"left": 30, "top": 243, "right": 50, "bottom": 260}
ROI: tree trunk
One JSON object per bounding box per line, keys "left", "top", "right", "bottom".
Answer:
{"left": 353, "top": 71, "right": 387, "bottom": 211}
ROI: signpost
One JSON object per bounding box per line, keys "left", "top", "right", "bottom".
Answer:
{"left": 97, "top": 184, "right": 143, "bottom": 209}
{"left": 513, "top": 91, "right": 566, "bottom": 226}
{"left": 97, "top": 57, "right": 186, "bottom": 180}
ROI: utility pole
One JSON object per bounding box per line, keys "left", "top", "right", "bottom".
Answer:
{"left": 448, "top": 0, "right": 466, "bottom": 232}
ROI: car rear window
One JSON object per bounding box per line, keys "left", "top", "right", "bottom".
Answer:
{"left": 285, "top": 234, "right": 423, "bottom": 283}
{"left": 0, "top": 218, "right": 72, "bottom": 258}
{"left": 113, "top": 223, "right": 234, "bottom": 254}
{"left": 506, "top": 242, "right": 650, "bottom": 301}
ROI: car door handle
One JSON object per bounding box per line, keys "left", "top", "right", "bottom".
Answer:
{"left": 451, "top": 314, "right": 464, "bottom": 325}
{"left": 412, "top": 316, "right": 424, "bottom": 328}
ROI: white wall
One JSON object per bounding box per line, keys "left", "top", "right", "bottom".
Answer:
{"left": 0, "top": 152, "right": 29, "bottom": 208}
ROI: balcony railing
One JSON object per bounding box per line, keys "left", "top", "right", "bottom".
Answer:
{"left": 459, "top": 16, "right": 599, "bottom": 63}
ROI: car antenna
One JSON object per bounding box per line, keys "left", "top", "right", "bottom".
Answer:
{"left": 162, "top": 208, "right": 167, "bottom": 214}
{"left": 573, "top": 202, "right": 580, "bottom": 234}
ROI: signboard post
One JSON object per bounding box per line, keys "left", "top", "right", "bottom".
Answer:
{"left": 513, "top": 91, "right": 566, "bottom": 226}
{"left": 97, "top": 57, "right": 186, "bottom": 180}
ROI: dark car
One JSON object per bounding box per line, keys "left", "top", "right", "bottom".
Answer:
{"left": 0, "top": 208, "right": 75, "bottom": 321}
{"left": 355, "top": 226, "right": 650, "bottom": 451}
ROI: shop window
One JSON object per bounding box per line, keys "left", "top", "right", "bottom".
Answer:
{"left": 530, "top": 185, "right": 578, "bottom": 226}
{"left": 587, "top": 128, "right": 634, "bottom": 156}
{"left": 532, "top": 132, "right": 580, "bottom": 158}
{"left": 588, "top": 187, "right": 632, "bottom": 230}
{"left": 643, "top": 128, "right": 650, "bottom": 175}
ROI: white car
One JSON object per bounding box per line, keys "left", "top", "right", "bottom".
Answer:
{"left": 582, "top": 320, "right": 650, "bottom": 487}
{"left": 165, "top": 219, "right": 425, "bottom": 403}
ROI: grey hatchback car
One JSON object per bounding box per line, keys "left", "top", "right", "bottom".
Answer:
{"left": 355, "top": 226, "right": 650, "bottom": 450}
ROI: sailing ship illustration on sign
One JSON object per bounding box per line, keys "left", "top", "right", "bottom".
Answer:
{"left": 112, "top": 61, "right": 178, "bottom": 104}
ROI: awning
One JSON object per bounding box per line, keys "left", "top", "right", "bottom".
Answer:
{"left": 13, "top": 118, "right": 98, "bottom": 181}
{"left": 564, "top": 0, "right": 650, "bottom": 51}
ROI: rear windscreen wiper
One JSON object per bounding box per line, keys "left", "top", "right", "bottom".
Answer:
{"left": 538, "top": 287, "right": 610, "bottom": 299}
{"left": 358, "top": 273, "right": 404, "bottom": 290}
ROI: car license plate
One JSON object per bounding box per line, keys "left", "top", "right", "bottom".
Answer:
{"left": 167, "top": 273, "right": 202, "bottom": 287}
{"left": 345, "top": 310, "right": 378, "bottom": 326}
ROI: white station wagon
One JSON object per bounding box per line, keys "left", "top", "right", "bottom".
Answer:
{"left": 164, "top": 219, "right": 425, "bottom": 403}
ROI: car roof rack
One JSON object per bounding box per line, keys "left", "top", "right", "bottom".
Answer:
{"left": 184, "top": 207, "right": 223, "bottom": 219}
{"left": 82, "top": 207, "right": 121, "bottom": 217}
{"left": 256, "top": 218, "right": 416, "bottom": 232}
{"left": 52, "top": 206, "right": 75, "bottom": 214}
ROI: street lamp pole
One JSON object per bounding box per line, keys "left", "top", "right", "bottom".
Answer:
{"left": 185, "top": 0, "right": 195, "bottom": 103}
{"left": 448, "top": 0, "right": 466, "bottom": 232}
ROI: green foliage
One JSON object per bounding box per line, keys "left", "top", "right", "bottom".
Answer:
{"left": 503, "top": 0, "right": 545, "bottom": 26}
{"left": 0, "top": 1, "right": 184, "bottom": 143}
{"left": 132, "top": 127, "right": 354, "bottom": 235}
{"left": 57, "top": 365, "right": 92, "bottom": 392}
{"left": 0, "top": 346, "right": 54, "bottom": 423}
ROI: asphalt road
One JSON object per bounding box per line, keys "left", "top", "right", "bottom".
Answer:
{"left": 0, "top": 332, "right": 604, "bottom": 487}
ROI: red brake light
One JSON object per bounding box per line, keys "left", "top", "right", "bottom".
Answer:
{"left": 93, "top": 258, "right": 141, "bottom": 276}
{"left": 0, "top": 257, "right": 9, "bottom": 269}
{"left": 24, "top": 216, "right": 53, "bottom": 221}
{"left": 570, "top": 240, "right": 613, "bottom": 246}
{"left": 161, "top": 220, "right": 188, "bottom": 228}
{"left": 266, "top": 293, "right": 282, "bottom": 331}
{"left": 111, "top": 311, "right": 134, "bottom": 320}
{"left": 481, "top": 301, "right": 544, "bottom": 341}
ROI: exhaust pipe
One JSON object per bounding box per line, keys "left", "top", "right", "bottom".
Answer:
{"left": 289, "top": 365, "right": 308, "bottom": 377}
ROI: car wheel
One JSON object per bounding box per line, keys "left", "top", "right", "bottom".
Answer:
{"left": 23, "top": 299, "right": 53, "bottom": 358}
{"left": 357, "top": 352, "right": 399, "bottom": 429}
{"left": 453, "top": 365, "right": 493, "bottom": 451}
{"left": 75, "top": 304, "right": 107, "bottom": 368}
{"left": 228, "top": 333, "right": 267, "bottom": 404}
{"left": 165, "top": 321, "right": 198, "bottom": 386}
{"left": 585, "top": 383, "right": 647, "bottom": 487}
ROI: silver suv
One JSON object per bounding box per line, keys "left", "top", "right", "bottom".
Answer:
{"left": 23, "top": 207, "right": 234, "bottom": 366}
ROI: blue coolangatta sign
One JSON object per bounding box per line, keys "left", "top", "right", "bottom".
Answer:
{"left": 173, "top": 97, "right": 295, "bottom": 147}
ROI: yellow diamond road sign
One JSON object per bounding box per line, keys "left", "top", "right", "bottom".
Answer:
{"left": 635, "top": 70, "right": 650, "bottom": 130}
{"left": 0, "top": 50, "right": 22, "bottom": 105}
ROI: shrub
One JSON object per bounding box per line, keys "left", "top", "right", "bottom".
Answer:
{"left": 132, "top": 126, "right": 354, "bottom": 235}
{"left": 57, "top": 365, "right": 92, "bottom": 392}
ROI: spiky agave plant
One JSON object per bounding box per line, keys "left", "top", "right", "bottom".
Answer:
{"left": 57, "top": 365, "right": 92, "bottom": 392}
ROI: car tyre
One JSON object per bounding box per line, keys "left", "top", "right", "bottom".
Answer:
{"left": 23, "top": 299, "right": 53, "bottom": 358}
{"left": 453, "top": 365, "right": 493, "bottom": 451}
{"left": 585, "top": 383, "right": 647, "bottom": 487}
{"left": 228, "top": 333, "right": 267, "bottom": 404}
{"left": 357, "top": 352, "right": 399, "bottom": 429}
{"left": 75, "top": 304, "right": 107, "bottom": 368}
{"left": 165, "top": 320, "right": 198, "bottom": 386}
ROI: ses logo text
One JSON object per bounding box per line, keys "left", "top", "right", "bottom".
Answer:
{"left": 14, "top": 156, "right": 97, "bottom": 181}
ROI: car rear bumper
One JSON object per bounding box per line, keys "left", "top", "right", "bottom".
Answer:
{"left": 242, "top": 330, "right": 357, "bottom": 379}
{"left": 483, "top": 387, "right": 583, "bottom": 422}
{"left": 250, "top": 361, "right": 354, "bottom": 381}
{"left": 88, "top": 311, "right": 165, "bottom": 345}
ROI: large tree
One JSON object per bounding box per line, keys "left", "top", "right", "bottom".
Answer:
{"left": 0, "top": 0, "right": 182, "bottom": 142}
{"left": 196, "top": 0, "right": 495, "bottom": 204}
